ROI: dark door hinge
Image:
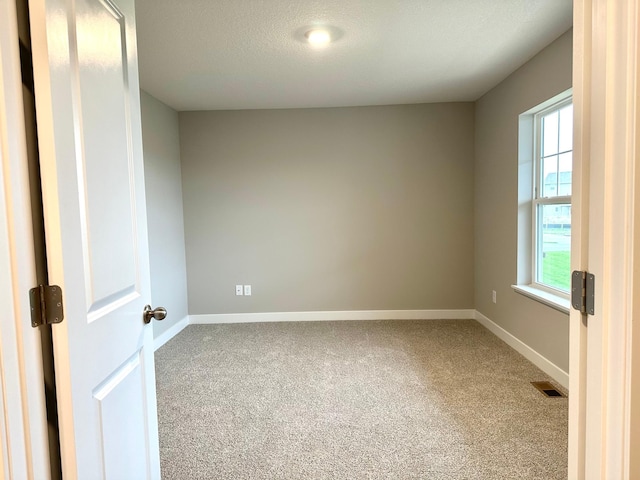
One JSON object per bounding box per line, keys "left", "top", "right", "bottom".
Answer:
{"left": 29, "top": 285, "right": 64, "bottom": 327}
{"left": 571, "top": 271, "right": 595, "bottom": 315}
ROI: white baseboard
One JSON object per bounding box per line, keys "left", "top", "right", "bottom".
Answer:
{"left": 153, "top": 315, "right": 190, "bottom": 351}
{"left": 190, "top": 309, "right": 476, "bottom": 325}
{"left": 474, "top": 310, "right": 569, "bottom": 389}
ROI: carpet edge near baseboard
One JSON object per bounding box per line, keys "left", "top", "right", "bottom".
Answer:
{"left": 474, "top": 310, "right": 569, "bottom": 389}
{"left": 189, "top": 309, "right": 476, "bottom": 324}
{"left": 157, "top": 309, "right": 569, "bottom": 390}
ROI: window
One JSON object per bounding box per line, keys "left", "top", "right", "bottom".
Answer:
{"left": 533, "top": 99, "right": 573, "bottom": 293}
{"left": 514, "top": 91, "right": 572, "bottom": 312}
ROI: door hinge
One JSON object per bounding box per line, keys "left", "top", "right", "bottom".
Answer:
{"left": 571, "top": 271, "right": 595, "bottom": 315}
{"left": 29, "top": 285, "right": 64, "bottom": 327}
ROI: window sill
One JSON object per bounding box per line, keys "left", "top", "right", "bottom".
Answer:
{"left": 511, "top": 284, "right": 570, "bottom": 314}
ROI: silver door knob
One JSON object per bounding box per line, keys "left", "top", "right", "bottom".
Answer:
{"left": 143, "top": 305, "right": 167, "bottom": 324}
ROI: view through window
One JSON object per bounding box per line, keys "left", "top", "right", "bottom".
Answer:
{"left": 534, "top": 99, "right": 573, "bottom": 293}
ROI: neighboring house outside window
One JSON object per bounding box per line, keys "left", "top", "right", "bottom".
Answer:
{"left": 514, "top": 91, "right": 572, "bottom": 312}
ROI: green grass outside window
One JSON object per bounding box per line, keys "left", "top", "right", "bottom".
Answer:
{"left": 542, "top": 251, "right": 571, "bottom": 291}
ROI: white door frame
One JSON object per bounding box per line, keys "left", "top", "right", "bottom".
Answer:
{"left": 569, "top": 0, "right": 640, "bottom": 478}
{"left": 0, "top": 0, "right": 51, "bottom": 478}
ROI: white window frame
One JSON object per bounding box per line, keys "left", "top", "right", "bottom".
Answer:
{"left": 513, "top": 90, "right": 572, "bottom": 313}
{"left": 531, "top": 96, "right": 573, "bottom": 297}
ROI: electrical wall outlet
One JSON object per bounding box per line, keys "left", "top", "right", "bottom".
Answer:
{"left": 236, "top": 285, "right": 243, "bottom": 296}
{"left": 244, "top": 285, "right": 252, "bottom": 296}
{"left": 492, "top": 290, "right": 497, "bottom": 304}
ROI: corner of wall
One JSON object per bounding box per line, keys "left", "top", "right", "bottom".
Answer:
{"left": 140, "top": 91, "right": 190, "bottom": 341}
{"left": 473, "top": 30, "right": 573, "bottom": 376}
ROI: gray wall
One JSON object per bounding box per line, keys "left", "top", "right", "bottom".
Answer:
{"left": 179, "top": 103, "right": 475, "bottom": 314}
{"left": 140, "top": 90, "right": 189, "bottom": 338}
{"left": 474, "top": 30, "right": 572, "bottom": 372}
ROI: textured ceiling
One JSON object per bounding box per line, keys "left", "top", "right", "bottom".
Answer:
{"left": 135, "top": 0, "right": 572, "bottom": 111}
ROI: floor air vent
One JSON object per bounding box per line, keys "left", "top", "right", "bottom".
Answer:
{"left": 531, "top": 381, "right": 566, "bottom": 398}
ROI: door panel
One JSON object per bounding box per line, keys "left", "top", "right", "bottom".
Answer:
{"left": 93, "top": 352, "right": 147, "bottom": 479}
{"left": 29, "top": 0, "right": 160, "bottom": 476}
{"left": 75, "top": 0, "right": 138, "bottom": 314}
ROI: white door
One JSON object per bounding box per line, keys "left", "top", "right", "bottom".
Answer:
{"left": 28, "top": 0, "right": 161, "bottom": 477}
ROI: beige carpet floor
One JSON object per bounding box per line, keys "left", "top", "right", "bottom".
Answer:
{"left": 155, "top": 320, "right": 568, "bottom": 479}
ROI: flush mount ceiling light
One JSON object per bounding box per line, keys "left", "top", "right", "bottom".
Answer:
{"left": 295, "top": 25, "right": 343, "bottom": 47}
{"left": 305, "top": 29, "right": 331, "bottom": 46}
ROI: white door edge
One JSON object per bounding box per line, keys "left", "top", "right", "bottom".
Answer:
{"left": 0, "top": 0, "right": 51, "bottom": 478}
{"left": 568, "top": 2, "right": 589, "bottom": 478}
